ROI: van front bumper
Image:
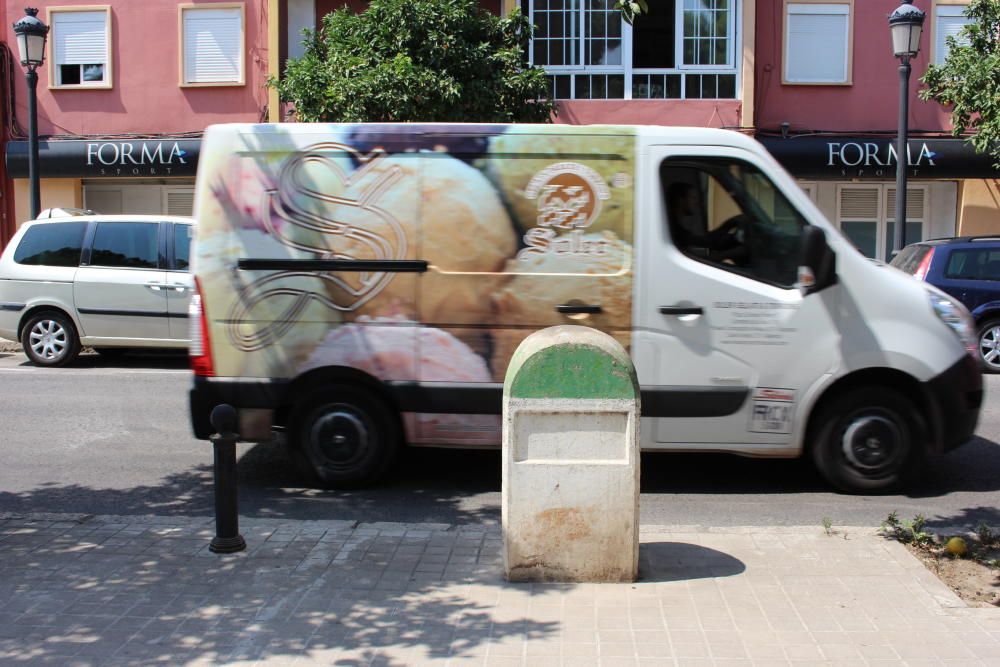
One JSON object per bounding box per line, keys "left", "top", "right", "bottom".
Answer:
{"left": 925, "top": 354, "right": 983, "bottom": 453}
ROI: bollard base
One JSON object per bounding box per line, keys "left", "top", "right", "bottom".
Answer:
{"left": 209, "top": 535, "right": 247, "bottom": 554}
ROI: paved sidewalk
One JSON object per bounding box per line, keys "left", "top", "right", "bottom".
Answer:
{"left": 0, "top": 513, "right": 997, "bottom": 666}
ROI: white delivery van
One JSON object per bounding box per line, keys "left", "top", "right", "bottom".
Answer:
{"left": 188, "top": 123, "right": 982, "bottom": 493}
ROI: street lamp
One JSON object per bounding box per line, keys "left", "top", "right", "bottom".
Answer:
{"left": 11, "top": 7, "right": 49, "bottom": 221}
{"left": 888, "top": 0, "right": 925, "bottom": 257}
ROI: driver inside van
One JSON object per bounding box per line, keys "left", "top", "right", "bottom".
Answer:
{"left": 666, "top": 181, "right": 749, "bottom": 265}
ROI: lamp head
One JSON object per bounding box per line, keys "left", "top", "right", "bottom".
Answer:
{"left": 888, "top": 0, "right": 926, "bottom": 59}
{"left": 12, "top": 8, "right": 49, "bottom": 69}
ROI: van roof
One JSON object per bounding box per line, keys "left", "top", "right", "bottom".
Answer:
{"left": 21, "top": 214, "right": 195, "bottom": 225}
{"left": 203, "top": 122, "right": 758, "bottom": 147}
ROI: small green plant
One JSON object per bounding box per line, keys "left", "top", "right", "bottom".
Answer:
{"left": 880, "top": 511, "right": 934, "bottom": 546}
{"left": 976, "top": 522, "right": 996, "bottom": 546}
{"left": 821, "top": 517, "right": 834, "bottom": 536}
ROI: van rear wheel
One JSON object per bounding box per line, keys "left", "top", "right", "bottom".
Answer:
{"left": 976, "top": 319, "right": 1000, "bottom": 373}
{"left": 21, "top": 311, "right": 81, "bottom": 367}
{"left": 289, "top": 384, "right": 399, "bottom": 488}
{"left": 810, "top": 387, "right": 925, "bottom": 494}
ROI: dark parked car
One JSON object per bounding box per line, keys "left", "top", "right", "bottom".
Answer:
{"left": 891, "top": 236, "right": 1000, "bottom": 372}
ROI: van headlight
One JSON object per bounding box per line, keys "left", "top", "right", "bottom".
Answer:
{"left": 927, "top": 289, "right": 977, "bottom": 357}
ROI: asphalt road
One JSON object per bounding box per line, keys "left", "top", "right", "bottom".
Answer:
{"left": 0, "top": 348, "right": 997, "bottom": 529}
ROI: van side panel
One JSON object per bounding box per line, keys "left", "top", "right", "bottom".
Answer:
{"left": 194, "top": 124, "right": 636, "bottom": 446}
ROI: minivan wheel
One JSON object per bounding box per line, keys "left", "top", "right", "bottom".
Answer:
{"left": 810, "top": 387, "right": 925, "bottom": 494}
{"left": 289, "top": 384, "right": 399, "bottom": 488}
{"left": 21, "top": 311, "right": 81, "bottom": 367}
{"left": 976, "top": 319, "right": 1000, "bottom": 373}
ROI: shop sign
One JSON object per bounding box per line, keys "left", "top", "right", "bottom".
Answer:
{"left": 759, "top": 136, "right": 1000, "bottom": 179}
{"left": 5, "top": 138, "right": 200, "bottom": 178}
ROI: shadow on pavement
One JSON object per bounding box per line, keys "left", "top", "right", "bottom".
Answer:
{"left": 0, "top": 520, "right": 558, "bottom": 665}
{"left": 639, "top": 542, "right": 746, "bottom": 582}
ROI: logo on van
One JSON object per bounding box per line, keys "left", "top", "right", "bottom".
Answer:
{"left": 519, "top": 162, "right": 613, "bottom": 260}
{"left": 524, "top": 162, "right": 611, "bottom": 230}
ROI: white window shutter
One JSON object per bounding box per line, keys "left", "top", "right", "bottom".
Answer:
{"left": 184, "top": 8, "right": 242, "bottom": 83}
{"left": 885, "top": 188, "right": 925, "bottom": 221}
{"left": 53, "top": 11, "right": 107, "bottom": 65}
{"left": 786, "top": 4, "right": 850, "bottom": 83}
{"left": 166, "top": 189, "right": 195, "bottom": 216}
{"left": 935, "top": 8, "right": 972, "bottom": 65}
{"left": 839, "top": 187, "right": 879, "bottom": 219}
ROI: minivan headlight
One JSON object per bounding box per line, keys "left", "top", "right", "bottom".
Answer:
{"left": 926, "top": 289, "right": 977, "bottom": 357}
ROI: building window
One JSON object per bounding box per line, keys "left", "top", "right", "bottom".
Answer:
{"left": 528, "top": 0, "right": 739, "bottom": 100}
{"left": 837, "top": 184, "right": 925, "bottom": 261}
{"left": 49, "top": 7, "right": 111, "bottom": 88}
{"left": 180, "top": 4, "right": 245, "bottom": 86}
{"left": 783, "top": 2, "right": 851, "bottom": 85}
{"left": 934, "top": 4, "right": 972, "bottom": 65}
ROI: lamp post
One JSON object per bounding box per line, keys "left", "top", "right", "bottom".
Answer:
{"left": 888, "top": 0, "right": 925, "bottom": 258}
{"left": 11, "top": 8, "right": 49, "bottom": 221}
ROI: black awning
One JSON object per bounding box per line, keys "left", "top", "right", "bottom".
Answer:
{"left": 5, "top": 138, "right": 201, "bottom": 179}
{"left": 759, "top": 135, "right": 1000, "bottom": 180}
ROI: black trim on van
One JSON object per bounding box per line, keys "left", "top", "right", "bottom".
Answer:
{"left": 238, "top": 259, "right": 429, "bottom": 273}
{"left": 0, "top": 302, "right": 25, "bottom": 312}
{"left": 77, "top": 308, "right": 171, "bottom": 318}
{"left": 189, "top": 378, "right": 749, "bottom": 439}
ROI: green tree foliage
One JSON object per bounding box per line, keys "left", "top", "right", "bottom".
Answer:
{"left": 273, "top": 0, "right": 555, "bottom": 123}
{"left": 921, "top": 0, "right": 1000, "bottom": 165}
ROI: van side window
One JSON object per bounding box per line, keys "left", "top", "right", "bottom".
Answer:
{"left": 13, "top": 222, "right": 88, "bottom": 267}
{"left": 89, "top": 222, "right": 160, "bottom": 269}
{"left": 661, "top": 158, "right": 807, "bottom": 287}
{"left": 174, "top": 224, "right": 192, "bottom": 271}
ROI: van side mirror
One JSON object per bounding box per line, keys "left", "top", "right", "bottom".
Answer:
{"left": 797, "top": 226, "right": 837, "bottom": 295}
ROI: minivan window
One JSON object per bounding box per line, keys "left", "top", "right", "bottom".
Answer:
{"left": 174, "top": 224, "right": 192, "bottom": 271}
{"left": 13, "top": 221, "right": 88, "bottom": 267}
{"left": 90, "top": 222, "right": 159, "bottom": 269}
{"left": 945, "top": 248, "right": 1000, "bottom": 280}
{"left": 661, "top": 158, "right": 806, "bottom": 287}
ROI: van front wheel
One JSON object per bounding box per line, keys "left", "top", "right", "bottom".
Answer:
{"left": 810, "top": 387, "right": 925, "bottom": 494}
{"left": 290, "top": 385, "right": 399, "bottom": 488}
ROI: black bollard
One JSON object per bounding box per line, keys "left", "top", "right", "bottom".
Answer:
{"left": 209, "top": 404, "right": 246, "bottom": 554}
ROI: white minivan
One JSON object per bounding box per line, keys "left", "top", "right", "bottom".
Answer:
{"left": 187, "top": 123, "right": 983, "bottom": 493}
{"left": 0, "top": 215, "right": 195, "bottom": 366}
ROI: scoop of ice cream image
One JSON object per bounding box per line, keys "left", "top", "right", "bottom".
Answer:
{"left": 301, "top": 316, "right": 499, "bottom": 443}
{"left": 483, "top": 131, "right": 632, "bottom": 238}
{"left": 489, "top": 230, "right": 633, "bottom": 380}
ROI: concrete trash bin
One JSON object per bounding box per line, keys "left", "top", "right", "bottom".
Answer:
{"left": 502, "top": 325, "right": 640, "bottom": 583}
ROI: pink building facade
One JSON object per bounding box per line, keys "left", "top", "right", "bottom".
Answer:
{"left": 1, "top": 0, "right": 271, "bottom": 245}
{"left": 753, "top": 0, "right": 1000, "bottom": 259}
{"left": 280, "top": 0, "right": 756, "bottom": 129}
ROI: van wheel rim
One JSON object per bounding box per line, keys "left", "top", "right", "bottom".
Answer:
{"left": 311, "top": 408, "right": 368, "bottom": 468}
{"left": 841, "top": 414, "right": 903, "bottom": 473}
{"left": 980, "top": 325, "right": 1000, "bottom": 369}
{"left": 28, "top": 320, "right": 68, "bottom": 360}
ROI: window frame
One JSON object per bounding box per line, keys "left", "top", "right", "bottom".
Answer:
{"left": 932, "top": 0, "right": 972, "bottom": 66}
{"left": 835, "top": 183, "right": 927, "bottom": 261}
{"left": 46, "top": 5, "right": 113, "bottom": 90}
{"left": 178, "top": 2, "right": 246, "bottom": 88}
{"left": 661, "top": 156, "right": 809, "bottom": 290}
{"left": 782, "top": 0, "right": 853, "bottom": 86}
{"left": 528, "top": 0, "right": 742, "bottom": 100}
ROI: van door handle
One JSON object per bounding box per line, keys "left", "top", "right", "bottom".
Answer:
{"left": 660, "top": 306, "right": 704, "bottom": 316}
{"left": 169, "top": 284, "right": 189, "bottom": 292}
{"left": 556, "top": 303, "right": 603, "bottom": 314}
{"left": 146, "top": 282, "right": 164, "bottom": 291}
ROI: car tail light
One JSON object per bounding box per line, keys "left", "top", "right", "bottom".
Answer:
{"left": 189, "top": 277, "right": 215, "bottom": 377}
{"left": 913, "top": 248, "right": 934, "bottom": 281}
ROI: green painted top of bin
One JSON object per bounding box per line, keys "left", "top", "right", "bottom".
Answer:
{"left": 504, "top": 325, "right": 639, "bottom": 400}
